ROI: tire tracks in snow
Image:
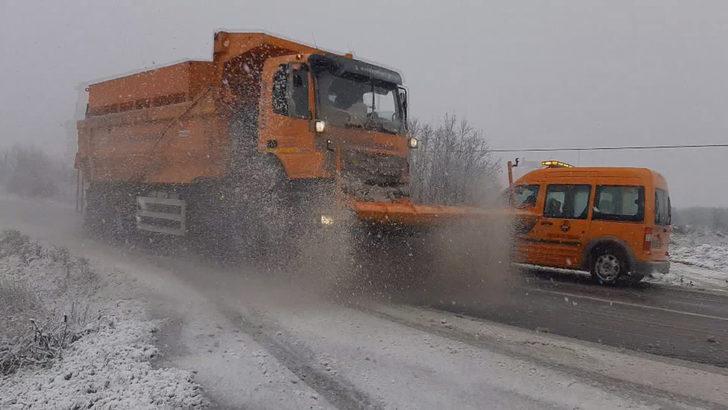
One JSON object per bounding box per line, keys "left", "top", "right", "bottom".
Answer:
{"left": 217, "top": 305, "right": 383, "bottom": 410}
{"left": 354, "top": 301, "right": 728, "bottom": 409}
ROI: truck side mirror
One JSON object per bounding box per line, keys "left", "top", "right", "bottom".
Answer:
{"left": 398, "top": 87, "right": 408, "bottom": 125}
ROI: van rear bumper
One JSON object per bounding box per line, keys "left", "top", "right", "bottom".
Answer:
{"left": 634, "top": 260, "right": 670, "bottom": 275}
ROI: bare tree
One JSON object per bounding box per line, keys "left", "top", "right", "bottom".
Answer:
{"left": 409, "top": 114, "right": 500, "bottom": 206}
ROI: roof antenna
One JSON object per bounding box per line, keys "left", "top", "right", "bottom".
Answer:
{"left": 311, "top": 32, "right": 318, "bottom": 49}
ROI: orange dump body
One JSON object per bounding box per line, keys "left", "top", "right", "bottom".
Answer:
{"left": 76, "top": 32, "right": 321, "bottom": 185}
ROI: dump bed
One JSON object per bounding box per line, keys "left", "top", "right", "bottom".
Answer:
{"left": 86, "top": 62, "right": 216, "bottom": 117}
{"left": 76, "top": 32, "right": 320, "bottom": 185}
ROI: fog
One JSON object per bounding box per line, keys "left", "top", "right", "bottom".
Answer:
{"left": 1, "top": 0, "right": 727, "bottom": 206}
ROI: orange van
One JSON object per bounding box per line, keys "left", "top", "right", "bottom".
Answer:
{"left": 510, "top": 163, "right": 671, "bottom": 284}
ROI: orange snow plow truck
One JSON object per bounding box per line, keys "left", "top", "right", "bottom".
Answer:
{"left": 75, "top": 32, "right": 488, "bottom": 260}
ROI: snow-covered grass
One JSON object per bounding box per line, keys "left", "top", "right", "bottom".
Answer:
{"left": 0, "top": 230, "right": 207, "bottom": 408}
{"left": 670, "top": 228, "right": 728, "bottom": 272}
{"left": 1, "top": 301, "right": 206, "bottom": 409}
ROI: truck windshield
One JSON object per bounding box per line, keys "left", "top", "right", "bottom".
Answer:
{"left": 315, "top": 71, "right": 403, "bottom": 134}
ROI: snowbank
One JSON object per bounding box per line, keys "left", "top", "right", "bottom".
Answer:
{"left": 646, "top": 229, "right": 728, "bottom": 291}
{"left": 1, "top": 301, "right": 206, "bottom": 409}
{"left": 0, "top": 230, "right": 207, "bottom": 408}
{"left": 670, "top": 229, "right": 728, "bottom": 272}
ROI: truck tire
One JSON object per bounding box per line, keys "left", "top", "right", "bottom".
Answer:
{"left": 82, "top": 184, "right": 137, "bottom": 239}
{"left": 82, "top": 184, "right": 103, "bottom": 233}
{"left": 212, "top": 153, "right": 296, "bottom": 265}
{"left": 590, "top": 245, "right": 629, "bottom": 285}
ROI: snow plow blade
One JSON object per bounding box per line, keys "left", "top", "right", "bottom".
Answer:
{"left": 352, "top": 199, "right": 502, "bottom": 228}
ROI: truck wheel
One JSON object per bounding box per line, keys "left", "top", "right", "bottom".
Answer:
{"left": 222, "top": 154, "right": 294, "bottom": 265}
{"left": 82, "top": 185, "right": 103, "bottom": 233}
{"left": 82, "top": 184, "right": 137, "bottom": 239}
{"left": 590, "top": 246, "right": 628, "bottom": 285}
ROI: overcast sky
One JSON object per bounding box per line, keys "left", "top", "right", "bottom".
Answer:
{"left": 1, "top": 0, "right": 727, "bottom": 207}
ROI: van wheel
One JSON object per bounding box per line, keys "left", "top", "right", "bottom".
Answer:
{"left": 590, "top": 247, "right": 628, "bottom": 285}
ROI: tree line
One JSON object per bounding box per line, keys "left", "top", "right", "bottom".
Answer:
{"left": 0, "top": 145, "right": 74, "bottom": 200}
{"left": 408, "top": 114, "right": 501, "bottom": 206}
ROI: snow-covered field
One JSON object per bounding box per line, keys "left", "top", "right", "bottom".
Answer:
{"left": 648, "top": 229, "right": 728, "bottom": 291}
{"left": 0, "top": 230, "right": 207, "bottom": 408}
{"left": 671, "top": 229, "right": 728, "bottom": 271}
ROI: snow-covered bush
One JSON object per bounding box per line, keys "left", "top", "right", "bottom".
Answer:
{"left": 0, "top": 230, "right": 92, "bottom": 375}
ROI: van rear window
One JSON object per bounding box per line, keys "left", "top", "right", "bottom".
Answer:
{"left": 655, "top": 189, "right": 671, "bottom": 226}
{"left": 593, "top": 186, "right": 644, "bottom": 222}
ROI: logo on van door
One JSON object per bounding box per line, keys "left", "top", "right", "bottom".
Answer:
{"left": 560, "top": 221, "right": 571, "bottom": 232}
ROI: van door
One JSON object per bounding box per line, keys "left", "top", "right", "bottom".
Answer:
{"left": 528, "top": 184, "right": 592, "bottom": 269}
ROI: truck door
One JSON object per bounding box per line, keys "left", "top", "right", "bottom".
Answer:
{"left": 259, "top": 58, "right": 325, "bottom": 179}
{"left": 528, "top": 184, "right": 592, "bottom": 269}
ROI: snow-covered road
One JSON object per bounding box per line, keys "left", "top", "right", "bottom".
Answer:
{"left": 1, "top": 194, "right": 727, "bottom": 408}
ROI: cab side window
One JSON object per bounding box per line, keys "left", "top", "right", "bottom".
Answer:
{"left": 544, "top": 184, "right": 591, "bottom": 219}
{"left": 272, "top": 64, "right": 310, "bottom": 119}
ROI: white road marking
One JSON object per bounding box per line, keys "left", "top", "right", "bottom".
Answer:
{"left": 529, "top": 288, "right": 728, "bottom": 322}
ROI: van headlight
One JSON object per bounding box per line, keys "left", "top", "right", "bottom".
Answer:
{"left": 320, "top": 215, "right": 334, "bottom": 225}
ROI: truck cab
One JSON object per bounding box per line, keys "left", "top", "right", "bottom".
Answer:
{"left": 257, "top": 52, "right": 414, "bottom": 202}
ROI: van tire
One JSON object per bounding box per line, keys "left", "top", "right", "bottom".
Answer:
{"left": 590, "top": 245, "right": 629, "bottom": 285}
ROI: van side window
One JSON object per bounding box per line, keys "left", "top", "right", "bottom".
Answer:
{"left": 272, "top": 64, "right": 310, "bottom": 119}
{"left": 543, "top": 185, "right": 591, "bottom": 219}
{"left": 512, "top": 184, "right": 539, "bottom": 208}
{"left": 593, "top": 186, "right": 644, "bottom": 222}
{"left": 655, "top": 188, "right": 671, "bottom": 225}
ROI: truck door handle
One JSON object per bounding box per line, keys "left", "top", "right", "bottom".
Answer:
{"left": 540, "top": 221, "right": 554, "bottom": 226}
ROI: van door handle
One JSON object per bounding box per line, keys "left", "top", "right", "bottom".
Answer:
{"left": 540, "top": 221, "right": 554, "bottom": 226}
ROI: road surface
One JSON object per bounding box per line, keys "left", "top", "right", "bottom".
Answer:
{"left": 404, "top": 268, "right": 728, "bottom": 368}
{"left": 1, "top": 193, "right": 727, "bottom": 408}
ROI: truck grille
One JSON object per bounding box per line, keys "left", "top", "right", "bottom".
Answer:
{"left": 343, "top": 150, "right": 408, "bottom": 185}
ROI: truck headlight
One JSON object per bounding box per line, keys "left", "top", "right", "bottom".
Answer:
{"left": 408, "top": 137, "right": 419, "bottom": 149}
{"left": 320, "top": 215, "right": 334, "bottom": 225}
{"left": 315, "top": 120, "right": 326, "bottom": 133}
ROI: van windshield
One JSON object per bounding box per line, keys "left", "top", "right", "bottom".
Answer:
{"left": 511, "top": 184, "right": 539, "bottom": 208}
